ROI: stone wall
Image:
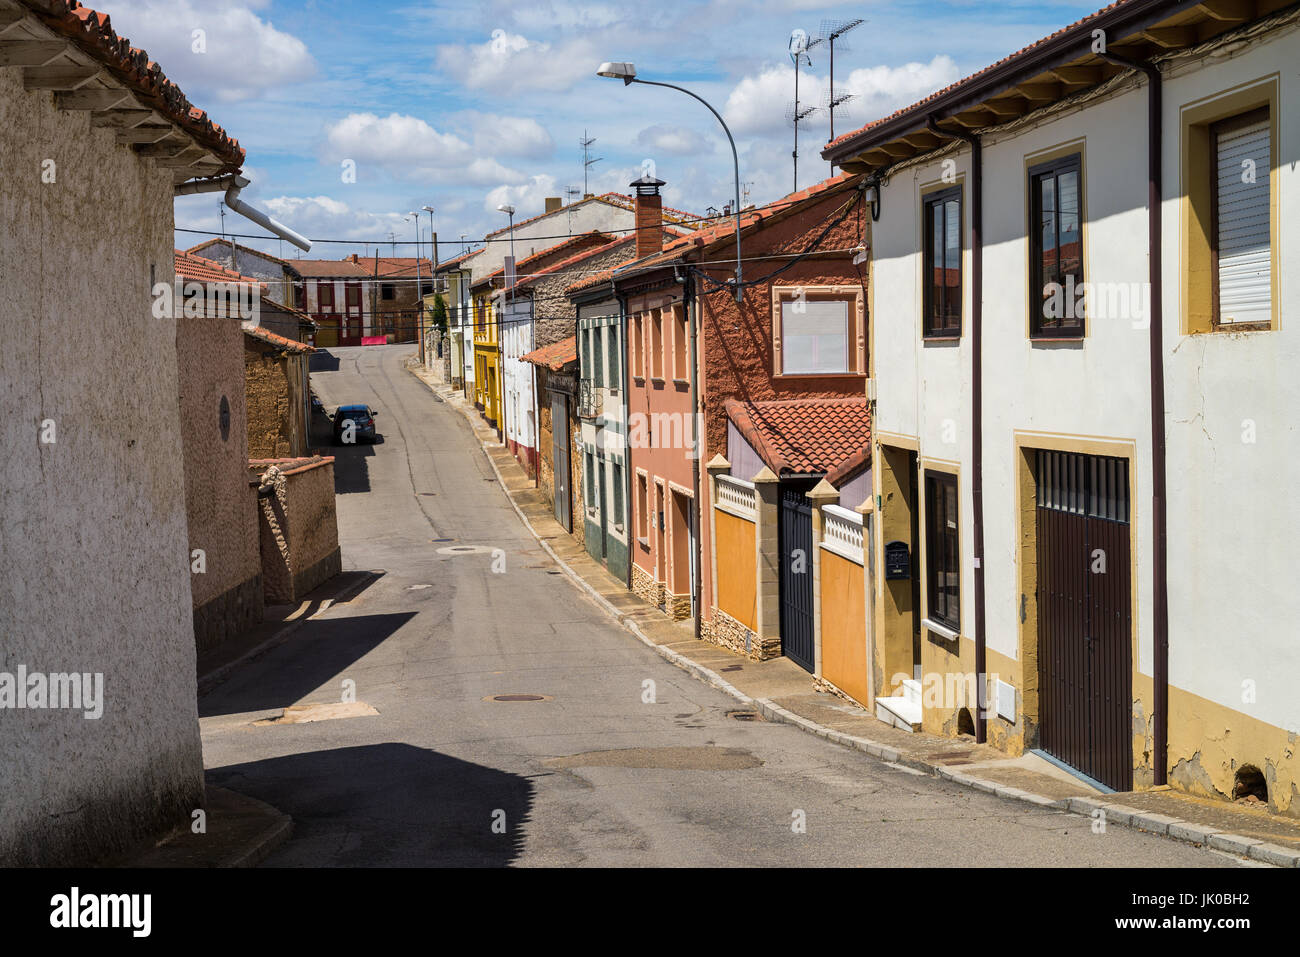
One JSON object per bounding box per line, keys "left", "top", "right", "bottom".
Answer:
{"left": 251, "top": 457, "right": 342, "bottom": 604}
{"left": 245, "top": 340, "right": 308, "bottom": 459}
{"left": 702, "top": 607, "right": 780, "bottom": 661}
{"left": 631, "top": 562, "right": 664, "bottom": 606}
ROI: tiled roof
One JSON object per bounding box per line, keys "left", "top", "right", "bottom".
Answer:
{"left": 18, "top": 0, "right": 243, "bottom": 169}
{"left": 241, "top": 322, "right": 313, "bottom": 354}
{"left": 521, "top": 336, "right": 578, "bottom": 372}
{"left": 482, "top": 231, "right": 615, "bottom": 285}
{"left": 434, "top": 248, "right": 479, "bottom": 272}
{"left": 289, "top": 258, "right": 372, "bottom": 278}
{"left": 174, "top": 249, "right": 266, "bottom": 289}
{"left": 567, "top": 172, "right": 859, "bottom": 294}
{"left": 288, "top": 256, "right": 433, "bottom": 279}
{"left": 512, "top": 234, "right": 638, "bottom": 292}
{"left": 725, "top": 397, "right": 871, "bottom": 477}
{"left": 185, "top": 238, "right": 299, "bottom": 271}
{"left": 482, "top": 191, "right": 702, "bottom": 239}
{"left": 824, "top": 0, "right": 1148, "bottom": 155}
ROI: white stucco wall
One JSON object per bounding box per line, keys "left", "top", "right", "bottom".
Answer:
{"left": 0, "top": 69, "right": 205, "bottom": 864}
{"left": 868, "top": 24, "right": 1298, "bottom": 735}
{"left": 469, "top": 202, "right": 637, "bottom": 282}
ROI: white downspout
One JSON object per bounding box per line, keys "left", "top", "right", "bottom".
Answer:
{"left": 174, "top": 174, "right": 312, "bottom": 252}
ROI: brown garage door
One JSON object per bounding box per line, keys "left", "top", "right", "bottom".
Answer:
{"left": 1036, "top": 450, "right": 1132, "bottom": 791}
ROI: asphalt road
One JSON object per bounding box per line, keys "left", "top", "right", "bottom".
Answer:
{"left": 199, "top": 344, "right": 1247, "bottom": 867}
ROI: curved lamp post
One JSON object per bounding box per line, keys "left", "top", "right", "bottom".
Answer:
{"left": 596, "top": 61, "right": 742, "bottom": 302}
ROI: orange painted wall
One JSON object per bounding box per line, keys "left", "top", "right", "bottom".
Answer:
{"left": 821, "top": 549, "right": 868, "bottom": 706}
{"left": 714, "top": 507, "right": 757, "bottom": 630}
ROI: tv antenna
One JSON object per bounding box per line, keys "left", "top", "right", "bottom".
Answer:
{"left": 580, "top": 131, "right": 602, "bottom": 195}
{"left": 819, "top": 18, "right": 865, "bottom": 150}
{"left": 788, "top": 28, "right": 825, "bottom": 194}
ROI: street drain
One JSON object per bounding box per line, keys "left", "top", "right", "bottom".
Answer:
{"left": 484, "top": 693, "right": 553, "bottom": 702}
{"left": 728, "top": 710, "right": 760, "bottom": 722}
{"left": 253, "top": 701, "right": 379, "bottom": 725}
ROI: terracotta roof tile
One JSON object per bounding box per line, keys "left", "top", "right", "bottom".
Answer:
{"left": 824, "top": 0, "right": 1137, "bottom": 154}
{"left": 483, "top": 192, "right": 702, "bottom": 239}
{"left": 174, "top": 249, "right": 266, "bottom": 289}
{"left": 725, "top": 396, "right": 870, "bottom": 477}
{"left": 241, "top": 323, "right": 313, "bottom": 354}
{"left": 521, "top": 335, "right": 578, "bottom": 372}
{"left": 19, "top": 0, "right": 244, "bottom": 169}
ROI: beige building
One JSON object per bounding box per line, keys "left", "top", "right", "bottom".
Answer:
{"left": 0, "top": 0, "right": 250, "bottom": 864}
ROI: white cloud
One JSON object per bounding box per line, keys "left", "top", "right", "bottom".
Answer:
{"left": 484, "top": 175, "right": 561, "bottom": 217}
{"left": 470, "top": 115, "right": 555, "bottom": 159}
{"left": 724, "top": 63, "right": 802, "bottom": 138}
{"left": 844, "top": 55, "right": 962, "bottom": 125}
{"left": 322, "top": 112, "right": 526, "bottom": 186}
{"left": 95, "top": 0, "right": 314, "bottom": 102}
{"left": 636, "top": 123, "right": 713, "bottom": 157}
{"left": 435, "top": 29, "right": 597, "bottom": 95}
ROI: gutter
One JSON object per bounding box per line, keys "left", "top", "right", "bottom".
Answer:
{"left": 928, "top": 115, "right": 987, "bottom": 744}
{"left": 174, "top": 174, "right": 311, "bottom": 252}
{"left": 1099, "top": 50, "right": 1168, "bottom": 787}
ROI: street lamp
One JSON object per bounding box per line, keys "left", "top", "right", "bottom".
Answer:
{"left": 597, "top": 60, "right": 742, "bottom": 302}
{"left": 496, "top": 203, "right": 516, "bottom": 262}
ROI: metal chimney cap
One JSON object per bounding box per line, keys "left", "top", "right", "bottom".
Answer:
{"left": 630, "top": 173, "right": 666, "bottom": 195}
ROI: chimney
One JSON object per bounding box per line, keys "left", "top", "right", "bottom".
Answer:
{"left": 349, "top": 253, "right": 358, "bottom": 263}
{"left": 545, "top": 196, "right": 562, "bottom": 213}
{"left": 630, "top": 173, "right": 666, "bottom": 259}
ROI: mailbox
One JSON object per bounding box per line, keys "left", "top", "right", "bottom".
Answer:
{"left": 884, "top": 540, "right": 911, "bottom": 580}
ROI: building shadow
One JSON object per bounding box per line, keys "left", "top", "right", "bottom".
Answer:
{"left": 309, "top": 350, "right": 340, "bottom": 372}
{"left": 199, "top": 612, "right": 416, "bottom": 717}
{"left": 330, "top": 439, "right": 376, "bottom": 494}
{"left": 206, "top": 743, "right": 534, "bottom": 867}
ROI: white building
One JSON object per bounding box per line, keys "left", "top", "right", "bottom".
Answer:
{"left": 826, "top": 0, "right": 1299, "bottom": 812}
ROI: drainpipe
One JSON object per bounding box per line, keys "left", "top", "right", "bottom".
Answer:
{"left": 684, "top": 267, "right": 702, "bottom": 641}
{"left": 1101, "top": 50, "right": 1167, "bottom": 786}
{"left": 174, "top": 175, "right": 311, "bottom": 252}
{"left": 929, "top": 115, "right": 986, "bottom": 744}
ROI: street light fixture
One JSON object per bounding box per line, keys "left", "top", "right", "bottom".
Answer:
{"left": 597, "top": 60, "right": 743, "bottom": 301}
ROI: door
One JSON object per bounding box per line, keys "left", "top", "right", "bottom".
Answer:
{"left": 597, "top": 458, "right": 608, "bottom": 560}
{"left": 1036, "top": 450, "right": 1132, "bottom": 791}
{"left": 551, "top": 393, "right": 570, "bottom": 532}
{"left": 779, "top": 481, "right": 816, "bottom": 673}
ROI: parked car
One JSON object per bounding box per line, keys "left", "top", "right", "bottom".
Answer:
{"left": 332, "top": 404, "right": 377, "bottom": 444}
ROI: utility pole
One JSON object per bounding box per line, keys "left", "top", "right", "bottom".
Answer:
{"left": 821, "top": 18, "right": 865, "bottom": 166}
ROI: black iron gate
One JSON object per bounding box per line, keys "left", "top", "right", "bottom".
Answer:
{"left": 551, "top": 392, "right": 570, "bottom": 532}
{"left": 779, "top": 482, "right": 815, "bottom": 673}
{"left": 1036, "top": 450, "right": 1132, "bottom": 791}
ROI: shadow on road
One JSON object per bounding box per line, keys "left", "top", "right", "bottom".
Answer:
{"left": 198, "top": 612, "right": 416, "bottom": 717}
{"left": 330, "top": 439, "right": 378, "bottom": 494}
{"left": 309, "top": 350, "right": 340, "bottom": 372}
{"left": 207, "top": 743, "right": 534, "bottom": 866}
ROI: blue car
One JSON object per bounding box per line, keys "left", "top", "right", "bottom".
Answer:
{"left": 333, "top": 404, "right": 377, "bottom": 444}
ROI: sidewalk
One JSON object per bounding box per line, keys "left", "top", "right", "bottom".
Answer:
{"left": 410, "top": 357, "right": 1300, "bottom": 867}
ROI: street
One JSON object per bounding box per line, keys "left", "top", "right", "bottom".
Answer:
{"left": 194, "top": 345, "right": 1244, "bottom": 867}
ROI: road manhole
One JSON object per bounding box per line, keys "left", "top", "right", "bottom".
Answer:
{"left": 484, "top": 693, "right": 553, "bottom": 702}
{"left": 727, "top": 710, "right": 760, "bottom": 722}
{"left": 419, "top": 492, "right": 438, "bottom": 496}
{"left": 437, "top": 544, "right": 495, "bottom": 555}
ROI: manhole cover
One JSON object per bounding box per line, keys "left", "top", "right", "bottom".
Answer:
{"left": 419, "top": 492, "right": 438, "bottom": 496}
{"left": 437, "top": 544, "right": 494, "bottom": 555}
{"left": 727, "top": 710, "right": 760, "bottom": 722}
{"left": 484, "top": 693, "right": 554, "bottom": 702}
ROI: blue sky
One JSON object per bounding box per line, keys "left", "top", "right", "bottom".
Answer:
{"left": 96, "top": 0, "right": 1103, "bottom": 261}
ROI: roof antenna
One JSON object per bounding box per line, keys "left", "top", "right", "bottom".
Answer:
{"left": 581, "top": 131, "right": 602, "bottom": 196}
{"left": 819, "top": 18, "right": 865, "bottom": 165}
{"left": 788, "top": 28, "right": 824, "bottom": 194}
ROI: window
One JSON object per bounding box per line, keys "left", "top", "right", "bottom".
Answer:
{"left": 636, "top": 473, "right": 649, "bottom": 541}
{"left": 1029, "top": 154, "right": 1083, "bottom": 337}
{"left": 672, "top": 304, "right": 688, "bottom": 380}
{"left": 585, "top": 452, "right": 596, "bottom": 509}
{"left": 593, "top": 326, "right": 604, "bottom": 388}
{"left": 607, "top": 323, "right": 620, "bottom": 392}
{"left": 650, "top": 310, "right": 664, "bottom": 379}
{"left": 925, "top": 471, "right": 960, "bottom": 632}
{"left": 381, "top": 283, "right": 395, "bottom": 301}
{"left": 346, "top": 283, "right": 361, "bottom": 309}
{"left": 1212, "top": 107, "right": 1271, "bottom": 327}
{"left": 923, "top": 187, "right": 962, "bottom": 336}
{"left": 631, "top": 313, "right": 644, "bottom": 378}
{"left": 780, "top": 299, "right": 849, "bottom": 373}
{"left": 612, "top": 462, "right": 623, "bottom": 527}
{"left": 319, "top": 282, "right": 334, "bottom": 311}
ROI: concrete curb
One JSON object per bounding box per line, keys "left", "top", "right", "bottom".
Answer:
{"left": 197, "top": 571, "right": 380, "bottom": 695}
{"left": 406, "top": 362, "right": 1294, "bottom": 867}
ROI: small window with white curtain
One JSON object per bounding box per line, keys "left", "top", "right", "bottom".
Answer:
{"left": 780, "top": 299, "right": 850, "bottom": 374}
{"left": 1212, "top": 107, "right": 1271, "bottom": 328}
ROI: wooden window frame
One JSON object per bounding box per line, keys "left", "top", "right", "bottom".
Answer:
{"left": 631, "top": 312, "right": 644, "bottom": 379}
{"left": 672, "top": 304, "right": 689, "bottom": 383}
{"left": 1209, "top": 105, "right": 1271, "bottom": 332}
{"left": 650, "top": 310, "right": 665, "bottom": 381}
{"left": 1028, "top": 152, "right": 1084, "bottom": 339}
{"left": 924, "top": 470, "right": 960, "bottom": 632}
{"left": 922, "top": 185, "right": 963, "bottom": 338}
{"left": 318, "top": 281, "right": 335, "bottom": 311}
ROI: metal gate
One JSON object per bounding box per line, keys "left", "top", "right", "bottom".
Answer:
{"left": 779, "top": 483, "right": 815, "bottom": 673}
{"left": 1036, "top": 450, "right": 1132, "bottom": 791}
{"left": 551, "top": 392, "right": 570, "bottom": 532}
